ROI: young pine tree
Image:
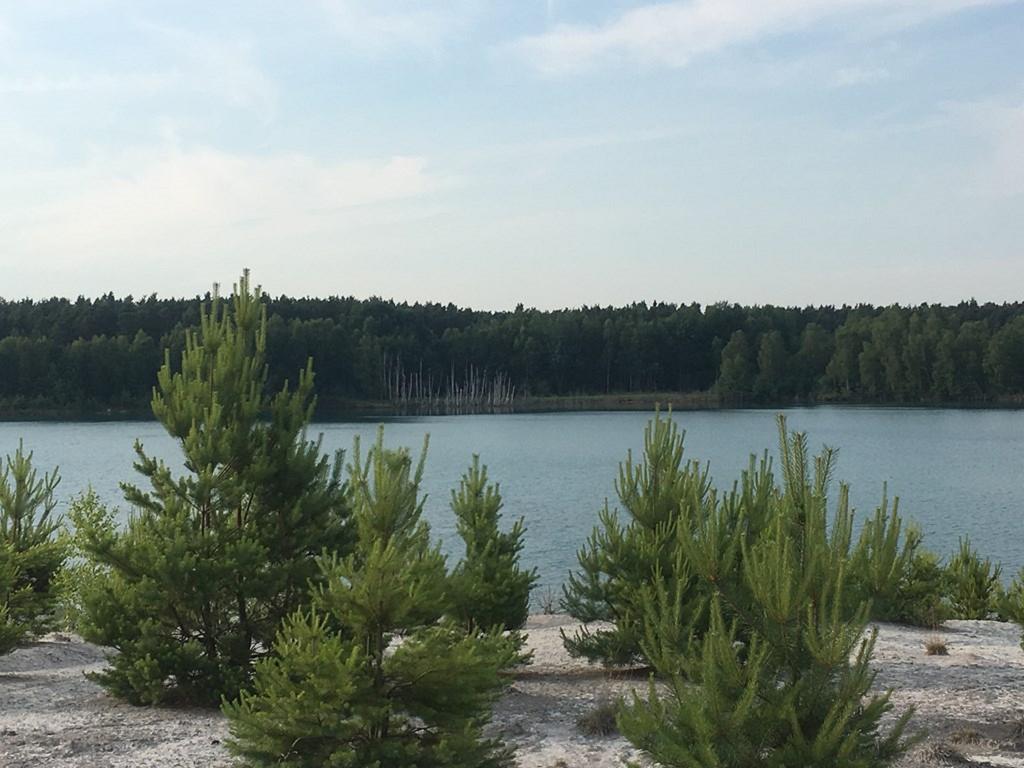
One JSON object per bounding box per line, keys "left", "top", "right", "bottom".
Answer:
{"left": 71, "top": 272, "right": 351, "bottom": 705}
{"left": 449, "top": 456, "right": 537, "bottom": 637}
{"left": 618, "top": 417, "right": 915, "bottom": 768}
{"left": 946, "top": 537, "right": 1002, "bottom": 620}
{"left": 0, "top": 442, "right": 66, "bottom": 653}
{"left": 225, "top": 429, "right": 518, "bottom": 768}
{"left": 562, "top": 410, "right": 775, "bottom": 666}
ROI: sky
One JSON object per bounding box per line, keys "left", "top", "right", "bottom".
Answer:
{"left": 0, "top": 0, "right": 1022, "bottom": 310}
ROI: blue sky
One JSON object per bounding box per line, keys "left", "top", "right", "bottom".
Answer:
{"left": 1, "top": 0, "right": 1021, "bottom": 309}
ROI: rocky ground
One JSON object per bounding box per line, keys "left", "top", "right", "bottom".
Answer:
{"left": 3, "top": 615, "right": 1024, "bottom": 767}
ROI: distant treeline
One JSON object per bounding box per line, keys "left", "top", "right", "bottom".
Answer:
{"left": 1, "top": 293, "right": 1023, "bottom": 416}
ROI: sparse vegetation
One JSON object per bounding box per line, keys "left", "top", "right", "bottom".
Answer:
{"left": 576, "top": 699, "right": 619, "bottom": 737}
{"left": 925, "top": 636, "right": 949, "bottom": 656}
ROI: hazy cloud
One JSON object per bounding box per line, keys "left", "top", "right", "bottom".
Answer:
{"left": 319, "top": 0, "right": 479, "bottom": 57}
{"left": 830, "top": 65, "right": 890, "bottom": 88}
{"left": 511, "top": 0, "right": 1011, "bottom": 75}
{"left": 946, "top": 94, "right": 1024, "bottom": 198}
{"left": 4, "top": 149, "right": 439, "bottom": 272}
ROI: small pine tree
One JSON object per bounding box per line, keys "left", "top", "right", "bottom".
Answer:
{"left": 849, "top": 490, "right": 946, "bottom": 626}
{"left": 0, "top": 442, "right": 66, "bottom": 652}
{"left": 71, "top": 272, "right": 351, "bottom": 705}
{"left": 946, "top": 537, "right": 1001, "bottom": 620}
{"left": 449, "top": 456, "right": 537, "bottom": 636}
{"left": 618, "top": 417, "right": 915, "bottom": 767}
{"left": 562, "top": 410, "right": 774, "bottom": 666}
{"left": 225, "top": 429, "right": 518, "bottom": 768}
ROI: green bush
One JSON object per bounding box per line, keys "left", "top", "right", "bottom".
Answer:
{"left": 224, "top": 430, "right": 518, "bottom": 768}
{"left": 612, "top": 415, "right": 915, "bottom": 767}
{"left": 561, "top": 410, "right": 774, "bottom": 666}
{"left": 888, "top": 549, "right": 949, "bottom": 628}
{"left": 0, "top": 442, "right": 66, "bottom": 653}
{"left": 449, "top": 455, "right": 537, "bottom": 638}
{"left": 71, "top": 273, "right": 352, "bottom": 705}
{"left": 946, "top": 537, "right": 1001, "bottom": 620}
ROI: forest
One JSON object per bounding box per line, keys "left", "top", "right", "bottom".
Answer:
{"left": 1, "top": 292, "right": 1023, "bottom": 416}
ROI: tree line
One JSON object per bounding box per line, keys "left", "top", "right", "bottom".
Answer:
{"left": 1, "top": 292, "right": 1023, "bottom": 415}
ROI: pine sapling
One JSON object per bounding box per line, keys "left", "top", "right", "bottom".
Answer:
{"left": 225, "top": 429, "right": 518, "bottom": 768}
{"left": 449, "top": 456, "right": 537, "bottom": 639}
{"left": 0, "top": 441, "right": 66, "bottom": 652}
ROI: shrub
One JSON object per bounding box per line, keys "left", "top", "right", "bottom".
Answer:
{"left": 889, "top": 549, "right": 949, "bottom": 627}
{"left": 0, "top": 442, "right": 66, "bottom": 653}
{"left": 449, "top": 455, "right": 537, "bottom": 637}
{"left": 71, "top": 272, "right": 352, "bottom": 705}
{"left": 946, "top": 537, "right": 1001, "bottom": 620}
{"left": 615, "top": 416, "right": 915, "bottom": 767}
{"left": 925, "top": 636, "right": 949, "bottom": 656}
{"left": 224, "top": 430, "right": 518, "bottom": 768}
{"left": 998, "top": 568, "right": 1024, "bottom": 648}
{"left": 561, "top": 410, "right": 775, "bottom": 666}
{"left": 850, "top": 490, "right": 917, "bottom": 617}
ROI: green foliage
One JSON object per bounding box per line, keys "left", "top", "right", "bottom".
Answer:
{"left": 2, "top": 294, "right": 1024, "bottom": 414}
{"left": 849, "top": 494, "right": 946, "bottom": 626}
{"left": 716, "top": 330, "right": 755, "bottom": 396}
{"left": 448, "top": 456, "right": 537, "bottom": 637}
{"left": 617, "top": 416, "right": 915, "bottom": 768}
{"left": 561, "top": 410, "right": 748, "bottom": 666}
{"left": 224, "top": 429, "right": 517, "bottom": 768}
{"left": 53, "top": 490, "right": 113, "bottom": 633}
{"left": 0, "top": 441, "right": 66, "bottom": 653}
{"left": 998, "top": 569, "right": 1024, "bottom": 649}
{"left": 71, "top": 272, "right": 351, "bottom": 705}
{"left": 886, "top": 549, "right": 948, "bottom": 628}
{"left": 946, "top": 537, "right": 1002, "bottom": 620}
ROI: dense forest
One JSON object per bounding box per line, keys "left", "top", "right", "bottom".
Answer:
{"left": 0, "top": 292, "right": 1022, "bottom": 417}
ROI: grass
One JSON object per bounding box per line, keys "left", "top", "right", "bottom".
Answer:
{"left": 925, "top": 636, "right": 949, "bottom": 656}
{"left": 576, "top": 699, "right": 619, "bottom": 737}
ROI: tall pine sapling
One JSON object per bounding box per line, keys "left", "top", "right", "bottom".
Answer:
{"left": 0, "top": 442, "right": 66, "bottom": 653}
{"left": 225, "top": 429, "right": 518, "bottom": 768}
{"left": 449, "top": 456, "right": 537, "bottom": 639}
{"left": 618, "top": 417, "right": 915, "bottom": 768}
{"left": 71, "top": 271, "right": 351, "bottom": 705}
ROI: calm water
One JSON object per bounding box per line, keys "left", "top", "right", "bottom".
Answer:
{"left": 1, "top": 408, "right": 1022, "bottom": 593}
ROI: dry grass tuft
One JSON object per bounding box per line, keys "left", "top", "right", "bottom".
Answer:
{"left": 576, "top": 699, "right": 619, "bottom": 737}
{"left": 948, "top": 727, "right": 982, "bottom": 745}
{"left": 925, "top": 636, "right": 949, "bottom": 656}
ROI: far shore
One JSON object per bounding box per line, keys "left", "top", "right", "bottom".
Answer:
{"left": 1, "top": 392, "right": 1023, "bottom": 423}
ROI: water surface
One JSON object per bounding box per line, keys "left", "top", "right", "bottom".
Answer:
{"left": 2, "top": 407, "right": 1022, "bottom": 593}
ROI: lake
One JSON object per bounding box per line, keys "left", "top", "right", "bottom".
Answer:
{"left": 1, "top": 407, "right": 1022, "bottom": 595}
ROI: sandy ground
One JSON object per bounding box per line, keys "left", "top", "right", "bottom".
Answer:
{"left": 3, "top": 616, "right": 1024, "bottom": 767}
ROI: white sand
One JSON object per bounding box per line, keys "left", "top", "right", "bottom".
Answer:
{"left": 3, "top": 616, "right": 1024, "bottom": 767}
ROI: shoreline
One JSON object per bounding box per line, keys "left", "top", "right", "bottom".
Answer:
{"left": 3, "top": 614, "right": 1024, "bottom": 767}
{"left": 1, "top": 394, "right": 1023, "bottom": 423}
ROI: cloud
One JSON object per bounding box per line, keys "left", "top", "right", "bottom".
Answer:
{"left": 0, "top": 72, "right": 178, "bottom": 94}
{"left": 945, "top": 94, "right": 1024, "bottom": 198}
{"left": 138, "top": 23, "right": 278, "bottom": 117}
{"left": 510, "top": 0, "right": 1012, "bottom": 75}
{"left": 3, "top": 149, "right": 440, "bottom": 274}
{"left": 830, "top": 65, "right": 890, "bottom": 88}
{"left": 319, "top": 0, "right": 478, "bottom": 57}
